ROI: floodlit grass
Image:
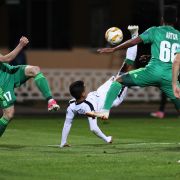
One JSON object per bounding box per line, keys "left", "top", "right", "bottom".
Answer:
{"left": 0, "top": 116, "right": 180, "bottom": 180}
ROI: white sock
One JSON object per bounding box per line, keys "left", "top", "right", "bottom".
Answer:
{"left": 88, "top": 118, "right": 109, "bottom": 142}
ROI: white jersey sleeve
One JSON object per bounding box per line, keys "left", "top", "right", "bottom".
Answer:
{"left": 66, "top": 105, "right": 75, "bottom": 120}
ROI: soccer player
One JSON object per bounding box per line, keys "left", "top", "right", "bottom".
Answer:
{"left": 60, "top": 26, "right": 138, "bottom": 147}
{"left": 89, "top": 6, "right": 180, "bottom": 119}
{"left": 60, "top": 78, "right": 127, "bottom": 147}
{"left": 0, "top": 36, "right": 60, "bottom": 136}
{"left": 172, "top": 47, "right": 180, "bottom": 98}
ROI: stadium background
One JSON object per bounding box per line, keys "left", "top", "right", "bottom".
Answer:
{"left": 0, "top": 0, "right": 179, "bottom": 116}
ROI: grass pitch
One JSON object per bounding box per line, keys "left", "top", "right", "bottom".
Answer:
{"left": 0, "top": 116, "right": 180, "bottom": 180}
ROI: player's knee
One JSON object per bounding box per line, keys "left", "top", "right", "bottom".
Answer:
{"left": 31, "top": 66, "right": 41, "bottom": 76}
{"left": 90, "top": 127, "right": 98, "bottom": 133}
{"left": 3, "top": 108, "right": 14, "bottom": 120}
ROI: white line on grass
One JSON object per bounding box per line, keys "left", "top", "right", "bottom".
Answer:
{"left": 47, "top": 145, "right": 60, "bottom": 147}
{"left": 47, "top": 142, "right": 180, "bottom": 147}
{"left": 126, "top": 142, "right": 180, "bottom": 146}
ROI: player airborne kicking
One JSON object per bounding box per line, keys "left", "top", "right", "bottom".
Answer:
{"left": 172, "top": 47, "right": 180, "bottom": 98}
{"left": 0, "top": 36, "right": 60, "bottom": 136}
{"left": 88, "top": 6, "right": 180, "bottom": 119}
{"left": 60, "top": 26, "right": 138, "bottom": 147}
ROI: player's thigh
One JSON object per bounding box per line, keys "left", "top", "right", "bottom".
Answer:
{"left": 121, "top": 68, "right": 158, "bottom": 87}
{"left": 3, "top": 105, "right": 15, "bottom": 120}
{"left": 97, "top": 76, "right": 114, "bottom": 94}
{"left": 14, "top": 65, "right": 30, "bottom": 87}
{"left": 0, "top": 87, "right": 16, "bottom": 110}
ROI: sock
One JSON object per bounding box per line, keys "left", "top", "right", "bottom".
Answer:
{"left": 103, "top": 81, "right": 122, "bottom": 110}
{"left": 34, "top": 72, "right": 52, "bottom": 100}
{"left": 60, "top": 121, "right": 72, "bottom": 146}
{"left": 0, "top": 117, "right": 9, "bottom": 137}
{"left": 89, "top": 118, "right": 109, "bottom": 142}
{"left": 112, "top": 86, "right": 128, "bottom": 107}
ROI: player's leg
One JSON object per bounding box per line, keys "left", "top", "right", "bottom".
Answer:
{"left": 88, "top": 118, "right": 112, "bottom": 143}
{"left": 92, "top": 67, "right": 157, "bottom": 119}
{"left": 60, "top": 118, "right": 73, "bottom": 147}
{"left": 118, "top": 25, "right": 139, "bottom": 75}
{"left": 150, "top": 91, "right": 167, "bottom": 118}
{"left": 123, "top": 25, "right": 139, "bottom": 73}
{"left": 112, "top": 86, "right": 128, "bottom": 107}
{"left": 24, "top": 65, "right": 60, "bottom": 111}
{"left": 160, "top": 80, "right": 180, "bottom": 114}
{"left": 96, "top": 76, "right": 115, "bottom": 94}
{"left": 0, "top": 106, "right": 14, "bottom": 136}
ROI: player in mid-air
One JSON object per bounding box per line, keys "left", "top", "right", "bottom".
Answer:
{"left": 172, "top": 47, "right": 180, "bottom": 98}
{"left": 60, "top": 26, "right": 138, "bottom": 147}
{"left": 0, "top": 36, "right": 60, "bottom": 136}
{"left": 88, "top": 6, "right": 180, "bottom": 119}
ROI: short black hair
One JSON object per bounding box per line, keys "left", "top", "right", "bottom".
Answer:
{"left": 69, "top": 81, "right": 85, "bottom": 100}
{"left": 163, "top": 5, "right": 177, "bottom": 24}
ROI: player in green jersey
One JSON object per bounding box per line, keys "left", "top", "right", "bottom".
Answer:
{"left": 0, "top": 36, "right": 60, "bottom": 136}
{"left": 88, "top": 6, "right": 180, "bottom": 119}
{"left": 172, "top": 47, "right": 180, "bottom": 98}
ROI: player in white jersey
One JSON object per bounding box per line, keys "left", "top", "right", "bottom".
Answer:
{"left": 60, "top": 26, "right": 138, "bottom": 147}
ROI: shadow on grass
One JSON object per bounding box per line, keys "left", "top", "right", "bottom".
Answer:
{"left": 0, "top": 144, "right": 26, "bottom": 150}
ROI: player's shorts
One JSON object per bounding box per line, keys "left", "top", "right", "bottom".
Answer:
{"left": 120, "top": 66, "right": 180, "bottom": 110}
{"left": 0, "top": 65, "right": 29, "bottom": 109}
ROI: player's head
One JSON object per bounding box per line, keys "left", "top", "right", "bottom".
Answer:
{"left": 162, "top": 6, "right": 177, "bottom": 25}
{"left": 69, "top": 80, "right": 86, "bottom": 100}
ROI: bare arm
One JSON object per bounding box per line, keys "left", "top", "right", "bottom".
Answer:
{"left": 0, "top": 36, "right": 29, "bottom": 63}
{"left": 172, "top": 54, "right": 180, "bottom": 98}
{"left": 97, "top": 36, "right": 143, "bottom": 53}
{"left": 172, "top": 54, "right": 180, "bottom": 85}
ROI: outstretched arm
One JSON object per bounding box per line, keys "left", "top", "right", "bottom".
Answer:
{"left": 0, "top": 36, "right": 29, "bottom": 63}
{"left": 60, "top": 106, "right": 75, "bottom": 147}
{"left": 172, "top": 54, "right": 180, "bottom": 98}
{"left": 97, "top": 36, "right": 142, "bottom": 54}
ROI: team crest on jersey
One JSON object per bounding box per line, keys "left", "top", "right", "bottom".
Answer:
{"left": 77, "top": 109, "right": 86, "bottom": 114}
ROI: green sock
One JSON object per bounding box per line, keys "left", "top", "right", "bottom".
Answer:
{"left": 103, "top": 81, "right": 122, "bottom": 110}
{"left": 0, "top": 117, "right": 9, "bottom": 137}
{"left": 34, "top": 72, "right": 52, "bottom": 100}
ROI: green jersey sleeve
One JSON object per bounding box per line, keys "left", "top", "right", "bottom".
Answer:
{"left": 139, "top": 26, "right": 156, "bottom": 44}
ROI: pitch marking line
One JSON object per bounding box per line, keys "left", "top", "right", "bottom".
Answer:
{"left": 126, "top": 142, "right": 180, "bottom": 146}
{"left": 47, "top": 145, "right": 60, "bottom": 147}
{"left": 47, "top": 142, "right": 180, "bottom": 147}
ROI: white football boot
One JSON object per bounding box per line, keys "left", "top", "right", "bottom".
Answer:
{"left": 128, "top": 25, "right": 139, "bottom": 38}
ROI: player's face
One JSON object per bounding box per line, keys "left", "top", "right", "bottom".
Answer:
{"left": 82, "top": 86, "right": 87, "bottom": 98}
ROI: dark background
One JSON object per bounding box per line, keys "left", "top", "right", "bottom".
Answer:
{"left": 0, "top": 0, "right": 179, "bottom": 50}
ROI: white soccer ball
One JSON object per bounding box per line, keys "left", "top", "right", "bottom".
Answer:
{"left": 105, "top": 27, "right": 123, "bottom": 45}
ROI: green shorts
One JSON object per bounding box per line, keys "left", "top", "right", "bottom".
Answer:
{"left": 121, "top": 67, "right": 180, "bottom": 110}
{"left": 0, "top": 65, "right": 29, "bottom": 109}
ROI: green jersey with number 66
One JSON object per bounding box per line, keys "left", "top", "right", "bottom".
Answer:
{"left": 140, "top": 26, "right": 180, "bottom": 64}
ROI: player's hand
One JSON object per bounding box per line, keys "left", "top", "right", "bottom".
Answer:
{"left": 19, "top": 36, "right": 29, "bottom": 47}
{"left": 173, "top": 85, "right": 180, "bottom": 98}
{"left": 97, "top": 48, "right": 115, "bottom": 54}
{"left": 139, "top": 55, "right": 150, "bottom": 62}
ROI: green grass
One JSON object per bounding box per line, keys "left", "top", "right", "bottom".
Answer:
{"left": 0, "top": 116, "right": 180, "bottom": 180}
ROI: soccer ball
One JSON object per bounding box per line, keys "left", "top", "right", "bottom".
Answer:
{"left": 105, "top": 27, "right": 123, "bottom": 45}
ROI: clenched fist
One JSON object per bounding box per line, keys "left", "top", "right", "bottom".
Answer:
{"left": 19, "top": 36, "right": 29, "bottom": 47}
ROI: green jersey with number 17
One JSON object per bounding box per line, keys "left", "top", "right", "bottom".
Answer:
{"left": 140, "top": 26, "right": 180, "bottom": 65}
